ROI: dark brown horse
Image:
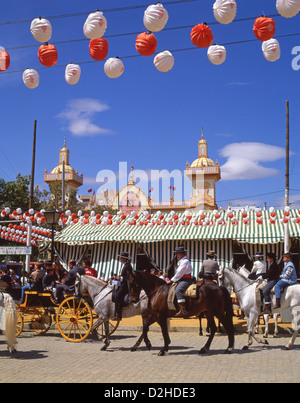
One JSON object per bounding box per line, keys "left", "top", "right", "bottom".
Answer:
{"left": 128, "top": 270, "right": 235, "bottom": 356}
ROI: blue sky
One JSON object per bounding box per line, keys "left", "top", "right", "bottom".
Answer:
{"left": 0, "top": 0, "right": 300, "bottom": 210}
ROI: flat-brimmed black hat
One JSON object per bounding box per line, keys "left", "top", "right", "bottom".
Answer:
{"left": 174, "top": 246, "right": 187, "bottom": 254}
{"left": 119, "top": 251, "right": 131, "bottom": 259}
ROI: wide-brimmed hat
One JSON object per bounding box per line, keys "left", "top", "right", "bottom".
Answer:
{"left": 254, "top": 252, "right": 263, "bottom": 258}
{"left": 174, "top": 246, "right": 187, "bottom": 254}
{"left": 207, "top": 250, "right": 216, "bottom": 257}
{"left": 119, "top": 251, "right": 131, "bottom": 259}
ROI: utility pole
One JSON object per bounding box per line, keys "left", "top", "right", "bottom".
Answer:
{"left": 284, "top": 100, "right": 289, "bottom": 253}
{"left": 26, "top": 120, "right": 37, "bottom": 274}
{"left": 29, "top": 120, "right": 37, "bottom": 209}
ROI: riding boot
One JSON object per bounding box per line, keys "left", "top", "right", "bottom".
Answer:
{"left": 273, "top": 298, "right": 281, "bottom": 309}
{"left": 114, "top": 303, "right": 122, "bottom": 321}
{"left": 261, "top": 303, "right": 272, "bottom": 315}
{"left": 175, "top": 302, "right": 189, "bottom": 317}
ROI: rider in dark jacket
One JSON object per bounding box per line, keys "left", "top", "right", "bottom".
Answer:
{"left": 114, "top": 252, "right": 133, "bottom": 320}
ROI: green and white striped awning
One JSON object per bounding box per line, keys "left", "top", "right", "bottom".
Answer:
{"left": 54, "top": 209, "right": 300, "bottom": 246}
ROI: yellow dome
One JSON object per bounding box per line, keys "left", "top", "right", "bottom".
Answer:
{"left": 191, "top": 157, "right": 216, "bottom": 168}
{"left": 51, "top": 164, "right": 74, "bottom": 174}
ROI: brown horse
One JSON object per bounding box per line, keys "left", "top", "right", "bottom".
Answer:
{"left": 128, "top": 270, "right": 235, "bottom": 356}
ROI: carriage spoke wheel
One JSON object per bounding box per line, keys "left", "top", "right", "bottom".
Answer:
{"left": 97, "top": 319, "right": 120, "bottom": 340}
{"left": 56, "top": 297, "right": 93, "bottom": 343}
{"left": 31, "top": 309, "right": 52, "bottom": 335}
{"left": 16, "top": 311, "right": 23, "bottom": 337}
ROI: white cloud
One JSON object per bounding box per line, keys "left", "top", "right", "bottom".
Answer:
{"left": 58, "top": 98, "right": 113, "bottom": 136}
{"left": 219, "top": 142, "right": 285, "bottom": 181}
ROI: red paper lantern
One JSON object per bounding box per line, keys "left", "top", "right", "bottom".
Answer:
{"left": 253, "top": 17, "right": 276, "bottom": 42}
{"left": 38, "top": 43, "right": 58, "bottom": 67}
{"left": 0, "top": 49, "right": 10, "bottom": 72}
{"left": 191, "top": 23, "right": 214, "bottom": 48}
{"left": 135, "top": 32, "right": 157, "bottom": 56}
{"left": 89, "top": 38, "right": 109, "bottom": 61}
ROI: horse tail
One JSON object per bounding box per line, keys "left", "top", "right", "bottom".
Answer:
{"left": 220, "top": 286, "right": 234, "bottom": 324}
{"left": 3, "top": 293, "right": 17, "bottom": 353}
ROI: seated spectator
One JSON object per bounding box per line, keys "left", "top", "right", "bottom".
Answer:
{"left": 83, "top": 258, "right": 97, "bottom": 278}
{"left": 20, "top": 263, "right": 44, "bottom": 302}
{"left": 42, "top": 266, "right": 58, "bottom": 292}
{"left": 55, "top": 259, "right": 85, "bottom": 303}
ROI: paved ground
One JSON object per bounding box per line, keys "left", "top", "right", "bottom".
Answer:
{"left": 1, "top": 324, "right": 300, "bottom": 384}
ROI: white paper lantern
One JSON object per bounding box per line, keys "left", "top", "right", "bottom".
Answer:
{"left": 213, "top": 0, "right": 237, "bottom": 24}
{"left": 262, "top": 38, "right": 281, "bottom": 62}
{"left": 207, "top": 45, "right": 227, "bottom": 65}
{"left": 22, "top": 69, "right": 40, "bottom": 89}
{"left": 154, "top": 51, "right": 174, "bottom": 72}
{"left": 276, "top": 0, "right": 300, "bottom": 18}
{"left": 83, "top": 11, "right": 107, "bottom": 39}
{"left": 104, "top": 57, "right": 124, "bottom": 78}
{"left": 30, "top": 17, "right": 52, "bottom": 43}
{"left": 65, "top": 63, "right": 81, "bottom": 85}
{"left": 143, "top": 3, "right": 169, "bottom": 32}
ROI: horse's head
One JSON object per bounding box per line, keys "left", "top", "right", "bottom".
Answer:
{"left": 127, "top": 271, "right": 142, "bottom": 304}
{"left": 218, "top": 267, "right": 231, "bottom": 293}
{"left": 74, "top": 273, "right": 85, "bottom": 298}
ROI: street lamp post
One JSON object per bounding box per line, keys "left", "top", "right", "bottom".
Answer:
{"left": 43, "top": 210, "right": 61, "bottom": 262}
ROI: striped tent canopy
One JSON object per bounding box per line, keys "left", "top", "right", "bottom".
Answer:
{"left": 54, "top": 209, "right": 300, "bottom": 245}
{"left": 54, "top": 209, "right": 300, "bottom": 279}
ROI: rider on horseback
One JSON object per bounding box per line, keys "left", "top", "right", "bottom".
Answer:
{"left": 167, "top": 246, "right": 192, "bottom": 317}
{"left": 114, "top": 251, "right": 133, "bottom": 321}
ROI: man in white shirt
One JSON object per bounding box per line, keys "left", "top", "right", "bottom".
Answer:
{"left": 248, "top": 252, "right": 267, "bottom": 280}
{"left": 167, "top": 246, "right": 193, "bottom": 317}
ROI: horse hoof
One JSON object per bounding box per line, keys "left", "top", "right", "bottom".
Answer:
{"left": 282, "top": 346, "right": 291, "bottom": 351}
{"left": 242, "top": 345, "right": 249, "bottom": 351}
{"left": 131, "top": 347, "right": 137, "bottom": 352}
{"left": 224, "top": 348, "right": 233, "bottom": 354}
{"left": 146, "top": 343, "right": 152, "bottom": 351}
{"left": 158, "top": 350, "right": 166, "bottom": 356}
{"left": 199, "top": 348, "right": 207, "bottom": 355}
{"left": 100, "top": 345, "right": 108, "bottom": 351}
{"left": 264, "top": 340, "right": 269, "bottom": 346}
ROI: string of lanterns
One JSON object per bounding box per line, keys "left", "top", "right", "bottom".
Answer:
{"left": 1, "top": 206, "right": 300, "bottom": 232}
{"left": 0, "top": 0, "right": 299, "bottom": 87}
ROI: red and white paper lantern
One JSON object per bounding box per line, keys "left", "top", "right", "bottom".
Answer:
{"left": 83, "top": 11, "right": 107, "bottom": 39}
{"left": 276, "top": 0, "right": 300, "bottom": 18}
{"left": 38, "top": 43, "right": 58, "bottom": 67}
{"left": 207, "top": 44, "right": 226, "bottom": 65}
{"left": 154, "top": 50, "right": 174, "bottom": 72}
{"left": 65, "top": 63, "right": 81, "bottom": 85}
{"left": 253, "top": 16, "right": 276, "bottom": 42}
{"left": 23, "top": 69, "right": 40, "bottom": 89}
{"left": 135, "top": 32, "right": 157, "bottom": 56}
{"left": 213, "top": 0, "right": 237, "bottom": 24}
{"left": 191, "top": 23, "right": 214, "bottom": 48}
{"left": 262, "top": 38, "right": 281, "bottom": 62}
{"left": 0, "top": 48, "right": 10, "bottom": 72}
{"left": 89, "top": 38, "right": 109, "bottom": 61}
{"left": 30, "top": 17, "right": 52, "bottom": 43}
{"left": 143, "top": 3, "right": 169, "bottom": 32}
{"left": 104, "top": 57, "right": 124, "bottom": 78}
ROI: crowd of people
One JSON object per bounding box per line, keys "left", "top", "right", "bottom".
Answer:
{"left": 0, "top": 258, "right": 100, "bottom": 304}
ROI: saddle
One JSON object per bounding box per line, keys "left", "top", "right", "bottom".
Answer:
{"left": 167, "top": 283, "right": 198, "bottom": 311}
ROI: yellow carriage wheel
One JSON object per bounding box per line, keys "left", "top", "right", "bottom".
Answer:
{"left": 56, "top": 297, "right": 93, "bottom": 343}
{"left": 97, "top": 319, "right": 120, "bottom": 340}
{"left": 31, "top": 309, "right": 52, "bottom": 335}
{"left": 16, "top": 310, "right": 23, "bottom": 337}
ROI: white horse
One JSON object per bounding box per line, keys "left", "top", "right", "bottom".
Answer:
{"left": 75, "top": 275, "right": 152, "bottom": 351}
{"left": 238, "top": 265, "right": 279, "bottom": 338}
{"left": 0, "top": 292, "right": 17, "bottom": 355}
{"left": 219, "top": 267, "right": 300, "bottom": 351}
